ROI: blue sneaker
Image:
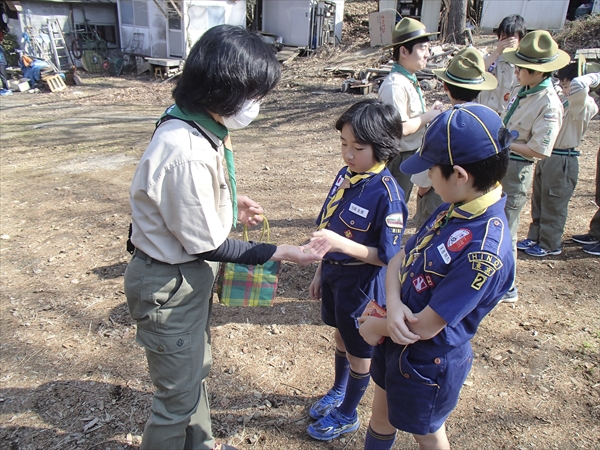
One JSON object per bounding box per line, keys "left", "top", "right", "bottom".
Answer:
{"left": 307, "top": 407, "right": 359, "bottom": 441}
{"left": 498, "top": 286, "right": 518, "bottom": 303}
{"left": 516, "top": 238, "right": 537, "bottom": 251}
{"left": 308, "top": 389, "right": 344, "bottom": 420}
{"left": 525, "top": 244, "right": 561, "bottom": 257}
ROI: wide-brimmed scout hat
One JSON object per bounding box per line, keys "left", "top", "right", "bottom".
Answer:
{"left": 503, "top": 30, "right": 569, "bottom": 72}
{"left": 400, "top": 103, "right": 511, "bottom": 174}
{"left": 432, "top": 47, "right": 498, "bottom": 91}
{"left": 577, "top": 54, "right": 600, "bottom": 77}
{"left": 382, "top": 17, "right": 439, "bottom": 50}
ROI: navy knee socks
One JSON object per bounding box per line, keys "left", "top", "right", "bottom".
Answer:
{"left": 332, "top": 348, "right": 350, "bottom": 394}
{"left": 364, "top": 424, "right": 396, "bottom": 450}
{"left": 337, "top": 370, "right": 370, "bottom": 417}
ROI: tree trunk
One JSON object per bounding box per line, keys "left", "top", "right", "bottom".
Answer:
{"left": 444, "top": 0, "right": 468, "bottom": 44}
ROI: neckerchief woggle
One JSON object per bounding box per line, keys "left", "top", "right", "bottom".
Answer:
{"left": 317, "top": 162, "right": 387, "bottom": 230}
{"left": 162, "top": 104, "right": 238, "bottom": 225}
{"left": 503, "top": 78, "right": 552, "bottom": 126}
{"left": 391, "top": 63, "right": 426, "bottom": 113}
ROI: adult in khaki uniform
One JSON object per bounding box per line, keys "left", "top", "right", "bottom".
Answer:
{"left": 409, "top": 47, "right": 498, "bottom": 228}
{"left": 378, "top": 17, "right": 443, "bottom": 203}
{"left": 520, "top": 60, "right": 599, "bottom": 256}
{"left": 498, "top": 30, "right": 569, "bottom": 302}
{"left": 125, "top": 25, "right": 326, "bottom": 450}
{"left": 478, "top": 14, "right": 526, "bottom": 115}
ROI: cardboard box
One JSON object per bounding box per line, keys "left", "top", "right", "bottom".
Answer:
{"left": 8, "top": 78, "right": 31, "bottom": 92}
{"left": 369, "top": 10, "right": 396, "bottom": 48}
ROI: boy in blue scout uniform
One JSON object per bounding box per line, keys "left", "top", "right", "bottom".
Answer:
{"left": 306, "top": 99, "right": 408, "bottom": 441}
{"left": 358, "top": 103, "right": 515, "bottom": 449}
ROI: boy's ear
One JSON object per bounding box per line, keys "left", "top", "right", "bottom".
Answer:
{"left": 453, "top": 165, "right": 470, "bottom": 185}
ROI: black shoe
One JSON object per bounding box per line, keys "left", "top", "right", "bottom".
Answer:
{"left": 572, "top": 233, "right": 599, "bottom": 245}
{"left": 582, "top": 242, "right": 600, "bottom": 256}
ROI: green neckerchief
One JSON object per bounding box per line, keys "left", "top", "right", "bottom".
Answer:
{"left": 503, "top": 78, "right": 552, "bottom": 126}
{"left": 391, "top": 63, "right": 426, "bottom": 113}
{"left": 163, "top": 104, "right": 238, "bottom": 225}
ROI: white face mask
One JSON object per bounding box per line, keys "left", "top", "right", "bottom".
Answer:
{"left": 222, "top": 100, "right": 260, "bottom": 129}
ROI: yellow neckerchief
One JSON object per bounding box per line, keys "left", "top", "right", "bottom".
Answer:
{"left": 400, "top": 184, "right": 502, "bottom": 284}
{"left": 318, "top": 161, "right": 386, "bottom": 230}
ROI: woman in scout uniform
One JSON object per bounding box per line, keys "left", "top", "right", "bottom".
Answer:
{"left": 478, "top": 14, "right": 527, "bottom": 115}
{"left": 378, "top": 17, "right": 444, "bottom": 203}
{"left": 498, "top": 30, "right": 569, "bottom": 302}
{"left": 519, "top": 57, "right": 599, "bottom": 257}
{"left": 410, "top": 46, "right": 498, "bottom": 228}
{"left": 125, "top": 26, "right": 327, "bottom": 450}
{"left": 306, "top": 99, "right": 408, "bottom": 441}
{"left": 358, "top": 104, "right": 514, "bottom": 450}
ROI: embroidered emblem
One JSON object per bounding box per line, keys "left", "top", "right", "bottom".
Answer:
{"left": 413, "top": 275, "right": 429, "bottom": 293}
{"left": 471, "top": 273, "right": 488, "bottom": 291}
{"left": 437, "top": 243, "right": 451, "bottom": 264}
{"left": 544, "top": 112, "right": 558, "bottom": 122}
{"left": 344, "top": 229, "right": 353, "bottom": 239}
{"left": 468, "top": 251, "right": 503, "bottom": 276}
{"left": 349, "top": 202, "right": 369, "bottom": 218}
{"left": 425, "top": 274, "right": 435, "bottom": 287}
{"left": 503, "top": 92, "right": 510, "bottom": 102}
{"left": 385, "top": 213, "right": 404, "bottom": 229}
{"left": 447, "top": 228, "right": 472, "bottom": 252}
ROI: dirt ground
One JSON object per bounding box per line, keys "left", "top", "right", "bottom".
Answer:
{"left": 1, "top": 4, "right": 600, "bottom": 450}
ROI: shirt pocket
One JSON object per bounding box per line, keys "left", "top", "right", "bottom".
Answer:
{"left": 338, "top": 208, "right": 372, "bottom": 233}
{"left": 508, "top": 113, "right": 535, "bottom": 142}
{"left": 408, "top": 90, "right": 423, "bottom": 115}
{"left": 423, "top": 244, "right": 451, "bottom": 279}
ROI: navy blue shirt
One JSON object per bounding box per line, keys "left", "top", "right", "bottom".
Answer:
{"left": 317, "top": 167, "right": 408, "bottom": 265}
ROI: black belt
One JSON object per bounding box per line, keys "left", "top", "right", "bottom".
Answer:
{"left": 324, "top": 260, "right": 366, "bottom": 266}
{"left": 509, "top": 152, "right": 533, "bottom": 164}
{"left": 133, "top": 248, "right": 171, "bottom": 265}
{"left": 552, "top": 148, "right": 580, "bottom": 157}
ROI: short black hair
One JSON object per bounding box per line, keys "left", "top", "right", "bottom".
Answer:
{"left": 497, "top": 14, "right": 526, "bottom": 40}
{"left": 173, "top": 25, "right": 281, "bottom": 117}
{"left": 335, "top": 99, "right": 403, "bottom": 163}
{"left": 444, "top": 81, "right": 480, "bottom": 102}
{"left": 556, "top": 62, "right": 578, "bottom": 82}
{"left": 393, "top": 36, "right": 430, "bottom": 61}
{"left": 519, "top": 67, "right": 553, "bottom": 80}
{"left": 437, "top": 129, "right": 512, "bottom": 192}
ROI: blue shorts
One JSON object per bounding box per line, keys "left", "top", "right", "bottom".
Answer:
{"left": 321, "top": 261, "right": 385, "bottom": 359}
{"left": 371, "top": 339, "right": 473, "bottom": 435}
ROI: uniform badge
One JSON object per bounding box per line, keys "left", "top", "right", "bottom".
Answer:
{"left": 503, "top": 92, "right": 510, "bottom": 102}
{"left": 544, "top": 112, "right": 558, "bottom": 122}
{"left": 447, "top": 228, "right": 472, "bottom": 252}
{"left": 468, "top": 252, "right": 503, "bottom": 277}
{"left": 385, "top": 213, "right": 404, "bottom": 229}
{"left": 425, "top": 274, "right": 435, "bottom": 287}
{"left": 413, "top": 275, "right": 429, "bottom": 293}
{"left": 349, "top": 203, "right": 368, "bottom": 218}
{"left": 344, "top": 229, "right": 353, "bottom": 239}
{"left": 471, "top": 273, "right": 488, "bottom": 291}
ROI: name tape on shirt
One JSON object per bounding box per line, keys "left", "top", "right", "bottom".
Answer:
{"left": 349, "top": 203, "right": 369, "bottom": 218}
{"left": 437, "top": 243, "right": 452, "bottom": 264}
{"left": 468, "top": 251, "right": 503, "bottom": 277}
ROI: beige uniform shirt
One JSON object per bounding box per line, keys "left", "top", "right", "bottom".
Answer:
{"left": 130, "top": 120, "right": 233, "bottom": 264}
{"left": 379, "top": 71, "right": 426, "bottom": 152}
{"left": 478, "top": 55, "right": 518, "bottom": 115}
{"left": 502, "top": 84, "right": 563, "bottom": 161}
{"left": 554, "top": 74, "right": 600, "bottom": 149}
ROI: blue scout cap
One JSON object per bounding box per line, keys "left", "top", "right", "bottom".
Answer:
{"left": 400, "top": 103, "right": 506, "bottom": 175}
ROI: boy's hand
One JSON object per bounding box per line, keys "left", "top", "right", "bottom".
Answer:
{"left": 303, "top": 237, "right": 331, "bottom": 258}
{"left": 237, "top": 195, "right": 264, "bottom": 226}
{"left": 311, "top": 229, "right": 346, "bottom": 253}
{"left": 387, "top": 302, "right": 420, "bottom": 345}
{"left": 497, "top": 36, "right": 518, "bottom": 53}
{"left": 431, "top": 100, "right": 444, "bottom": 111}
{"left": 309, "top": 273, "right": 322, "bottom": 300}
{"left": 358, "top": 316, "right": 386, "bottom": 346}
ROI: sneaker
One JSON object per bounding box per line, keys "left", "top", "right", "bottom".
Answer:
{"left": 307, "top": 407, "right": 360, "bottom": 441}
{"left": 498, "top": 286, "right": 518, "bottom": 303}
{"left": 517, "top": 238, "right": 537, "bottom": 251}
{"left": 0, "top": 89, "right": 13, "bottom": 96}
{"left": 308, "top": 389, "right": 345, "bottom": 420}
{"left": 572, "top": 233, "right": 599, "bottom": 245}
{"left": 525, "top": 244, "right": 561, "bottom": 257}
{"left": 582, "top": 242, "right": 600, "bottom": 256}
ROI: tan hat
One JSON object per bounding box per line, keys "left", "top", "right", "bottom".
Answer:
{"left": 382, "top": 17, "right": 439, "bottom": 50}
{"left": 503, "top": 30, "right": 569, "bottom": 71}
{"left": 433, "top": 47, "right": 498, "bottom": 91}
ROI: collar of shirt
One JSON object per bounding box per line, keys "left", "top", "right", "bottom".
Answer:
{"left": 391, "top": 63, "right": 426, "bottom": 113}
{"left": 503, "top": 78, "right": 552, "bottom": 126}
{"left": 450, "top": 184, "right": 503, "bottom": 220}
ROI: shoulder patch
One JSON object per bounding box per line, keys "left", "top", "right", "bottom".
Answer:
{"left": 544, "top": 112, "right": 559, "bottom": 122}
{"left": 468, "top": 251, "right": 503, "bottom": 277}
{"left": 385, "top": 213, "right": 404, "bottom": 230}
{"left": 382, "top": 175, "right": 403, "bottom": 202}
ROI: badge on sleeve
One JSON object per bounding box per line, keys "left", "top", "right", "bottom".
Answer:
{"left": 447, "top": 228, "right": 472, "bottom": 252}
{"left": 471, "top": 273, "right": 488, "bottom": 291}
{"left": 468, "top": 252, "right": 503, "bottom": 277}
{"left": 385, "top": 213, "right": 404, "bottom": 230}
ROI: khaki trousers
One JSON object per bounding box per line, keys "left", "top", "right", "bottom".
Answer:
{"left": 124, "top": 254, "right": 219, "bottom": 450}
{"left": 527, "top": 155, "right": 579, "bottom": 250}
{"left": 502, "top": 159, "right": 534, "bottom": 284}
